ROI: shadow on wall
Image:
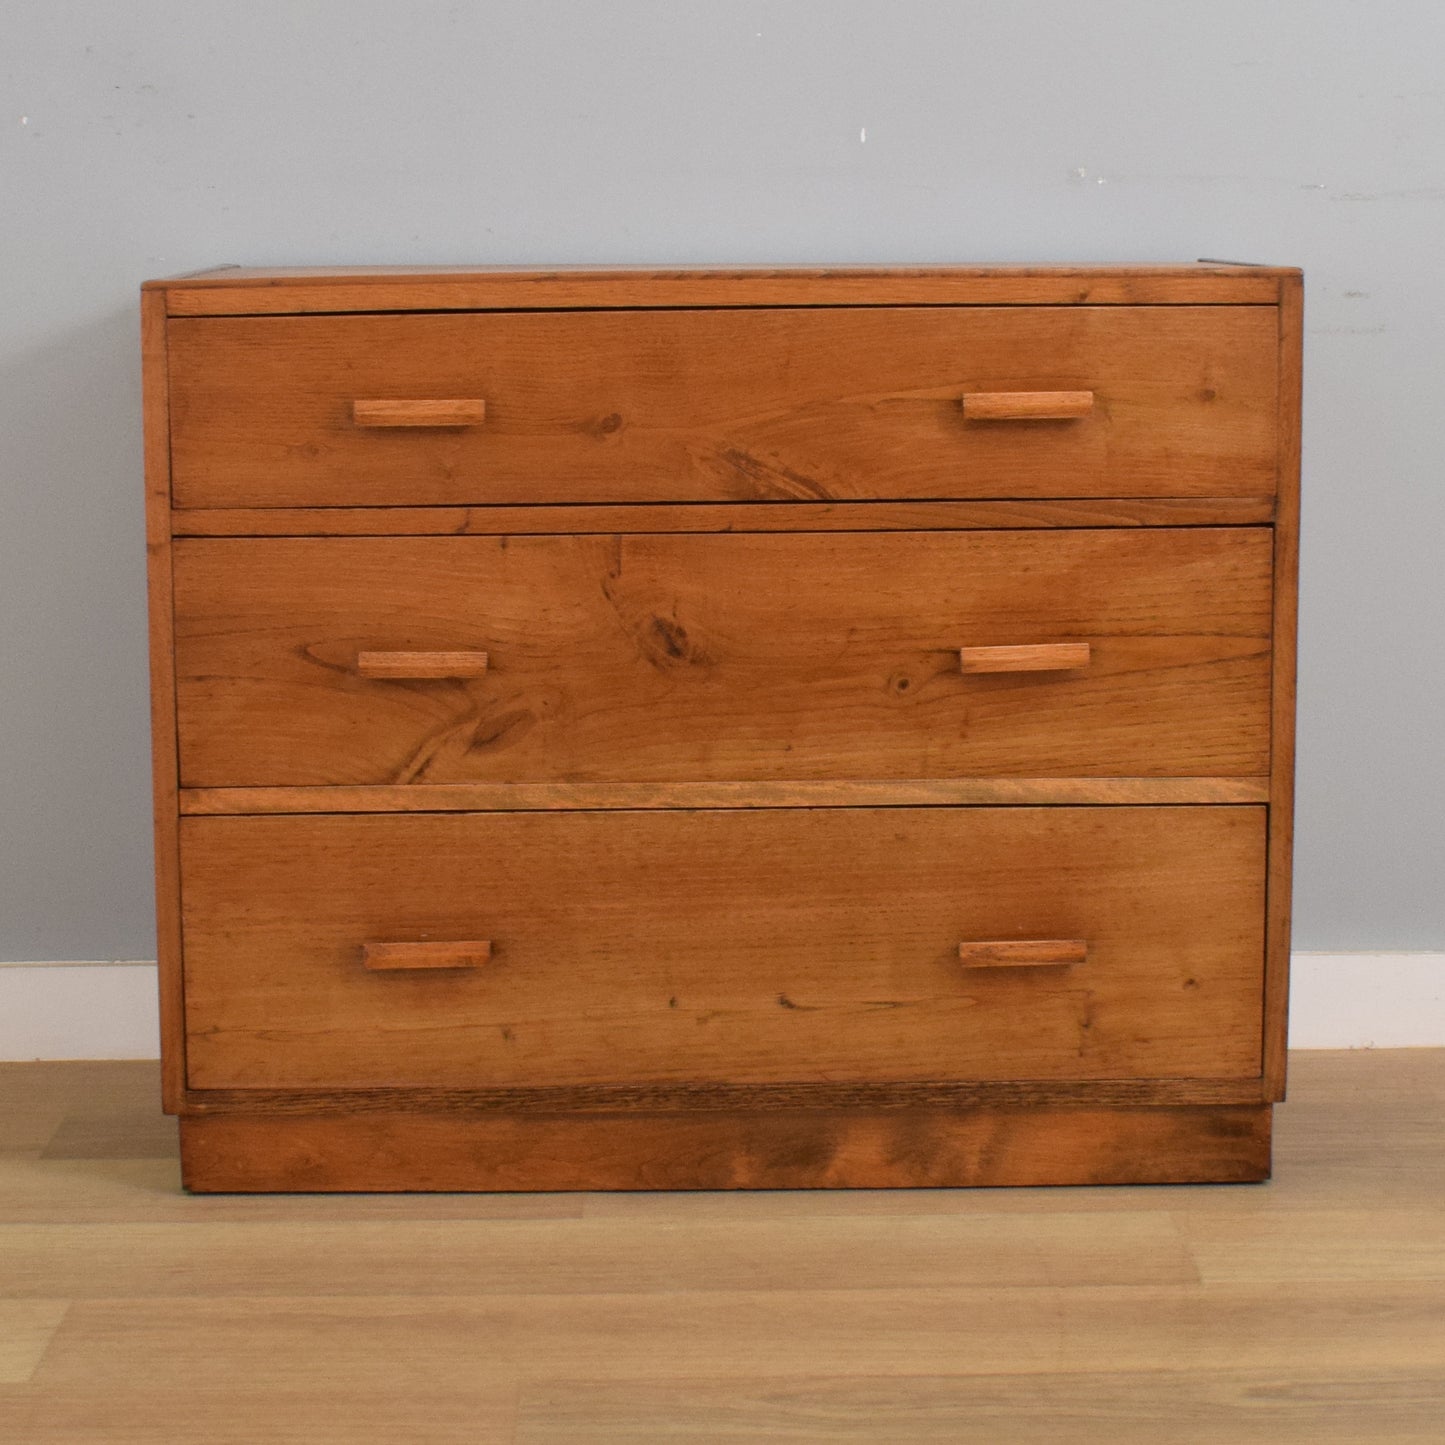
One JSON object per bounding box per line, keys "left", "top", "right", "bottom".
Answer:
{"left": 0, "top": 302, "right": 157, "bottom": 961}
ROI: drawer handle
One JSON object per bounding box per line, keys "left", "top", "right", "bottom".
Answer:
{"left": 356, "top": 650, "right": 490, "bottom": 679}
{"left": 362, "top": 940, "right": 493, "bottom": 971}
{"left": 352, "top": 399, "right": 487, "bottom": 428}
{"left": 957, "top": 940, "right": 1088, "bottom": 969}
{"left": 961, "top": 390, "right": 1094, "bottom": 421}
{"left": 959, "top": 643, "right": 1091, "bottom": 674}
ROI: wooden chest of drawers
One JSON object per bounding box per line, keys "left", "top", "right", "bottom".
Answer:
{"left": 142, "top": 264, "right": 1301, "bottom": 1191}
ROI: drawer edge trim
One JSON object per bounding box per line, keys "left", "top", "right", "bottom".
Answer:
{"left": 177, "top": 1077, "right": 1270, "bottom": 1116}
{"left": 179, "top": 778, "right": 1272, "bottom": 814}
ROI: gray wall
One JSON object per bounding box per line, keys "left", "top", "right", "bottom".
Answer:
{"left": 3, "top": 1, "right": 1442, "bottom": 959}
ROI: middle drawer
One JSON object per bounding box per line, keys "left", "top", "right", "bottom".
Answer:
{"left": 174, "top": 528, "right": 1272, "bottom": 786}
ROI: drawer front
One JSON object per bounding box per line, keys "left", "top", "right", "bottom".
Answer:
{"left": 167, "top": 307, "right": 1278, "bottom": 507}
{"left": 180, "top": 806, "right": 1267, "bottom": 1089}
{"left": 174, "top": 529, "right": 1273, "bottom": 786}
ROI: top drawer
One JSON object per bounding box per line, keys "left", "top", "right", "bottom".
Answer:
{"left": 167, "top": 307, "right": 1279, "bottom": 508}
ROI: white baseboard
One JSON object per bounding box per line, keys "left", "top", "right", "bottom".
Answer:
{"left": 0, "top": 962, "right": 162, "bottom": 1061}
{"left": 1287, "top": 951, "right": 1445, "bottom": 1049}
{"left": 0, "top": 954, "right": 1441, "bottom": 1061}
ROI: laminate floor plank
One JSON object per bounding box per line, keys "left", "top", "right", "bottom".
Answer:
{"left": 0, "top": 1060, "right": 163, "bottom": 1157}
{"left": 0, "top": 1386, "right": 517, "bottom": 1445}
{"left": 3, "top": 1050, "right": 1443, "bottom": 1442}
{"left": 1265, "top": 1098, "right": 1445, "bottom": 1208}
{"left": 40, "top": 1106, "right": 178, "bottom": 1160}
{"left": 1182, "top": 1208, "right": 1445, "bottom": 1283}
{"left": 512, "top": 1369, "right": 1445, "bottom": 1444}
{"left": 0, "top": 1155, "right": 579, "bottom": 1224}
{"left": 0, "top": 1300, "right": 70, "bottom": 1384}
{"left": 0, "top": 1211, "right": 1195, "bottom": 1298}
{"left": 1284, "top": 1047, "right": 1445, "bottom": 1102}
{"left": 0, "top": 1111, "right": 64, "bottom": 1155}
{"left": 27, "top": 1282, "right": 1445, "bottom": 1390}
{"left": 0, "top": 1060, "right": 157, "bottom": 1110}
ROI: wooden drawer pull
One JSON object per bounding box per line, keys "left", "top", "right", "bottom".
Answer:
{"left": 362, "top": 940, "right": 493, "bottom": 971}
{"left": 959, "top": 643, "right": 1091, "bottom": 674}
{"left": 958, "top": 940, "right": 1088, "bottom": 969}
{"left": 961, "top": 390, "right": 1094, "bottom": 421}
{"left": 356, "top": 650, "right": 490, "bottom": 679}
{"left": 352, "top": 399, "right": 487, "bottom": 428}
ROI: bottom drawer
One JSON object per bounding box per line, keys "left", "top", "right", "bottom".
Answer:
{"left": 179, "top": 807, "right": 1266, "bottom": 1090}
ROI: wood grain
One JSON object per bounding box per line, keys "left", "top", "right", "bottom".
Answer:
{"left": 177, "top": 1105, "right": 1271, "bottom": 1191}
{"left": 581, "top": 1069, "right": 1445, "bottom": 1221}
{"left": 21, "top": 1283, "right": 1445, "bottom": 1443}
{"left": 959, "top": 641, "right": 1091, "bottom": 673}
{"left": 41, "top": 1105, "right": 176, "bottom": 1162}
{"left": 166, "top": 307, "right": 1279, "bottom": 507}
{"left": 0, "top": 1211, "right": 1198, "bottom": 1296}
{"left": 140, "top": 288, "right": 186, "bottom": 1113}
{"left": 354, "top": 650, "right": 489, "bottom": 679}
{"left": 0, "top": 1301, "right": 69, "bottom": 1384}
{"left": 178, "top": 776, "right": 1272, "bottom": 815}
{"left": 510, "top": 1369, "right": 1445, "bottom": 1445}
{"left": 170, "top": 497, "right": 1279, "bottom": 535}
{"left": 351, "top": 398, "right": 486, "bottom": 428}
{"left": 178, "top": 806, "right": 1266, "bottom": 1091}
{"left": 139, "top": 264, "right": 1299, "bottom": 1195}
{"left": 962, "top": 388, "right": 1094, "bottom": 419}
{"left": 1264, "top": 272, "right": 1303, "bottom": 1101}
{"left": 149, "top": 262, "right": 1293, "bottom": 315}
{"left": 360, "top": 940, "right": 493, "bottom": 972}
{"left": 957, "top": 939, "right": 1088, "bottom": 969}
{"left": 179, "top": 1076, "right": 1268, "bottom": 1116}
{"left": 7, "top": 1052, "right": 1444, "bottom": 1439}
{"left": 0, "top": 1384, "right": 516, "bottom": 1445}
{"left": 1183, "top": 1208, "right": 1445, "bottom": 1284}
{"left": 0, "top": 1155, "right": 583, "bottom": 1226}
{"left": 9, "top": 1051, "right": 1442, "bottom": 1204}
{"left": 172, "top": 529, "right": 1273, "bottom": 787}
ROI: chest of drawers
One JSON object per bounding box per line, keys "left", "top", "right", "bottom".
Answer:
{"left": 141, "top": 264, "right": 1301, "bottom": 1191}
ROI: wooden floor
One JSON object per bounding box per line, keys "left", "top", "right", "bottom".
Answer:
{"left": 1, "top": 1053, "right": 1443, "bottom": 1442}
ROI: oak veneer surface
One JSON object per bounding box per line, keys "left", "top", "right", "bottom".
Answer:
{"left": 178, "top": 777, "right": 1273, "bottom": 815}
{"left": 179, "top": 806, "right": 1265, "bottom": 1090}
{"left": 170, "top": 496, "right": 1279, "bottom": 536}
{"left": 173, "top": 528, "right": 1272, "bottom": 786}
{"left": 1264, "top": 272, "right": 1304, "bottom": 1100}
{"left": 140, "top": 289, "right": 185, "bottom": 1112}
{"left": 151, "top": 261, "right": 1293, "bottom": 313}
{"left": 166, "top": 307, "right": 1278, "bottom": 507}
{"left": 142, "top": 262, "right": 1300, "bottom": 1193}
